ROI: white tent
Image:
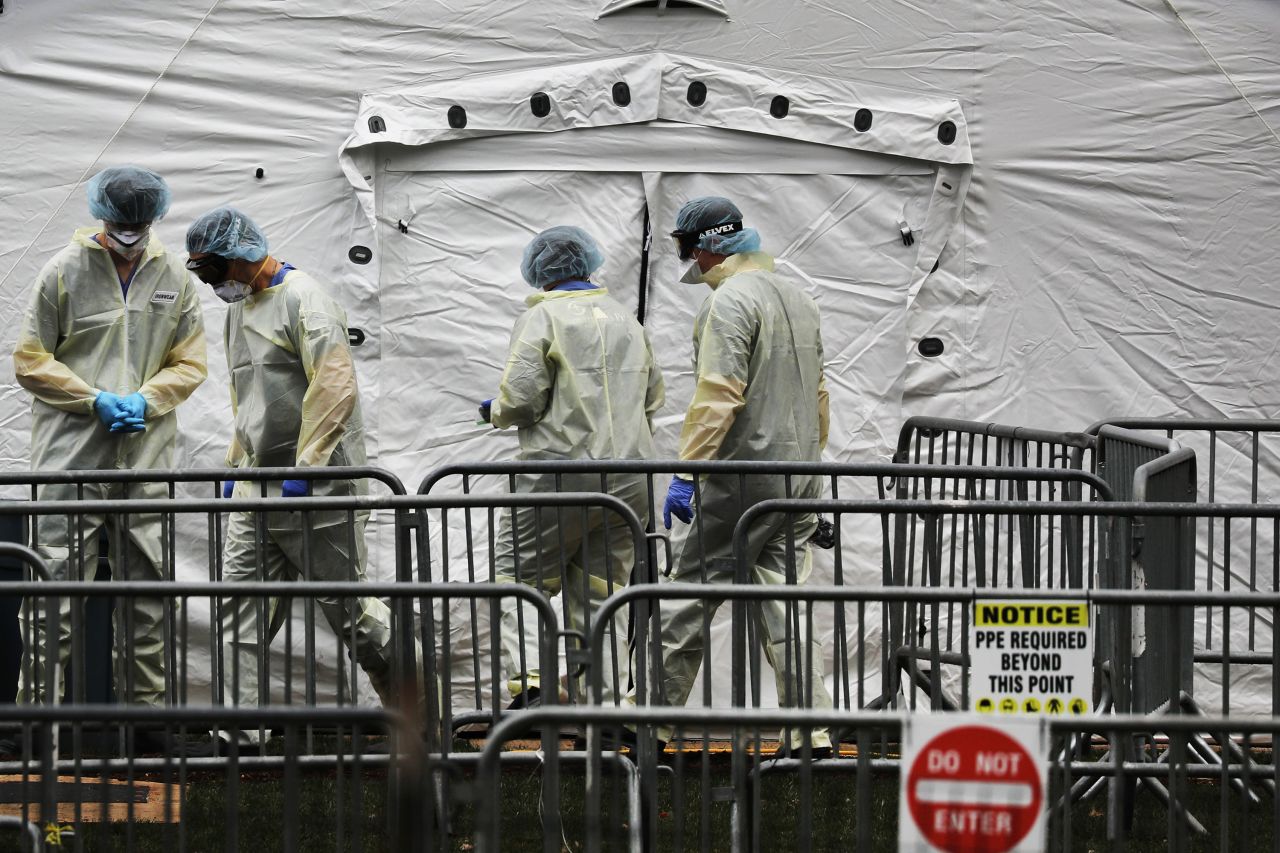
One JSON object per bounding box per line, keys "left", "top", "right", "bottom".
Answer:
{"left": 2, "top": 0, "right": 1278, "bottom": 711}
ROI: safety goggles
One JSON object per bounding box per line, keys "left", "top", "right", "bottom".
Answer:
{"left": 185, "top": 254, "right": 229, "bottom": 284}
{"left": 669, "top": 220, "right": 742, "bottom": 261}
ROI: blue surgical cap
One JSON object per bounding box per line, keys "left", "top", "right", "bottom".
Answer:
{"left": 86, "top": 166, "right": 171, "bottom": 224}
{"left": 674, "top": 196, "right": 761, "bottom": 256}
{"left": 520, "top": 226, "right": 605, "bottom": 288}
{"left": 186, "top": 206, "right": 270, "bottom": 262}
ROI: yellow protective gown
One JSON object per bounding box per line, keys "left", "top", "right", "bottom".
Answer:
{"left": 490, "top": 287, "right": 664, "bottom": 703}
{"left": 658, "top": 252, "right": 833, "bottom": 747}
{"left": 219, "top": 269, "right": 415, "bottom": 739}
{"left": 13, "top": 227, "right": 207, "bottom": 706}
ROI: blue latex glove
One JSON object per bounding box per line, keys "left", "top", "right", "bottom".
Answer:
{"left": 478, "top": 398, "right": 493, "bottom": 424}
{"left": 662, "top": 476, "right": 696, "bottom": 529}
{"left": 282, "top": 479, "right": 310, "bottom": 498}
{"left": 93, "top": 391, "right": 123, "bottom": 429}
{"left": 107, "top": 392, "right": 147, "bottom": 432}
{"left": 222, "top": 480, "right": 235, "bottom": 499}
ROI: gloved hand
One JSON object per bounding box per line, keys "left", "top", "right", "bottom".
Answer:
{"left": 94, "top": 391, "right": 124, "bottom": 429}
{"left": 478, "top": 398, "right": 493, "bottom": 424}
{"left": 222, "top": 480, "right": 235, "bottom": 499}
{"left": 662, "top": 476, "right": 696, "bottom": 529}
{"left": 282, "top": 479, "right": 310, "bottom": 498}
{"left": 117, "top": 392, "right": 147, "bottom": 421}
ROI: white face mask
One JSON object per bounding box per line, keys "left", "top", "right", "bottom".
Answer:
{"left": 212, "top": 281, "right": 253, "bottom": 303}
{"left": 106, "top": 228, "right": 149, "bottom": 260}
{"left": 680, "top": 262, "right": 706, "bottom": 285}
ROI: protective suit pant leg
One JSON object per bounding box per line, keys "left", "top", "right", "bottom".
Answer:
{"left": 19, "top": 482, "right": 170, "bottom": 707}
{"left": 19, "top": 485, "right": 106, "bottom": 705}
{"left": 749, "top": 511, "right": 833, "bottom": 750}
{"left": 495, "top": 473, "right": 645, "bottom": 705}
{"left": 220, "top": 509, "right": 291, "bottom": 743}
{"left": 653, "top": 474, "right": 830, "bottom": 747}
{"left": 105, "top": 490, "right": 171, "bottom": 708}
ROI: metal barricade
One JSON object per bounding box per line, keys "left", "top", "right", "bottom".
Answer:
{"left": 0, "top": 704, "right": 428, "bottom": 853}
{"left": 421, "top": 459, "right": 1112, "bottom": 723}
{"left": 1087, "top": 418, "right": 1280, "bottom": 680}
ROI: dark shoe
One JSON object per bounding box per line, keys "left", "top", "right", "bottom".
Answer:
{"left": 571, "top": 727, "right": 667, "bottom": 753}
{"left": 769, "top": 743, "right": 834, "bottom": 761}
{"left": 505, "top": 686, "right": 542, "bottom": 711}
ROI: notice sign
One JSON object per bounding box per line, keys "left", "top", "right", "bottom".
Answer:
{"left": 970, "top": 599, "right": 1092, "bottom": 716}
{"left": 899, "top": 714, "right": 1048, "bottom": 853}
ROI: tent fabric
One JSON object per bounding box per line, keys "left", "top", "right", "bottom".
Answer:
{"left": 2, "top": 0, "right": 1280, "bottom": 713}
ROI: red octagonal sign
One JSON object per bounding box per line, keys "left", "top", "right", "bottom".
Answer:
{"left": 906, "top": 724, "right": 1043, "bottom": 853}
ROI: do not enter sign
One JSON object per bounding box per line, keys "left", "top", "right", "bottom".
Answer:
{"left": 899, "top": 716, "right": 1047, "bottom": 853}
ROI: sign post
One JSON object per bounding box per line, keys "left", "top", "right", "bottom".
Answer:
{"left": 970, "top": 599, "right": 1093, "bottom": 716}
{"left": 899, "top": 714, "right": 1048, "bottom": 853}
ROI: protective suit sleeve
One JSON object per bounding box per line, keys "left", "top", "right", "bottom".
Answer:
{"left": 817, "top": 372, "right": 830, "bottom": 452}
{"left": 677, "top": 291, "right": 752, "bottom": 462}
{"left": 643, "top": 332, "right": 666, "bottom": 424}
{"left": 491, "top": 308, "right": 553, "bottom": 429}
{"left": 138, "top": 279, "right": 208, "bottom": 417}
{"left": 12, "top": 261, "right": 99, "bottom": 414}
{"left": 294, "top": 296, "right": 358, "bottom": 468}
{"left": 222, "top": 314, "right": 246, "bottom": 468}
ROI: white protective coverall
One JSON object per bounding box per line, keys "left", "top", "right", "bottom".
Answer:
{"left": 490, "top": 286, "right": 664, "bottom": 704}
{"left": 13, "top": 227, "right": 207, "bottom": 706}
{"left": 220, "top": 268, "right": 409, "bottom": 736}
{"left": 658, "top": 251, "right": 834, "bottom": 748}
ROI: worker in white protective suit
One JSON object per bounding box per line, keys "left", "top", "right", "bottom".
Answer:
{"left": 11, "top": 166, "right": 207, "bottom": 711}
{"left": 479, "top": 226, "right": 664, "bottom": 709}
{"left": 185, "top": 207, "right": 421, "bottom": 748}
{"left": 655, "top": 196, "right": 834, "bottom": 757}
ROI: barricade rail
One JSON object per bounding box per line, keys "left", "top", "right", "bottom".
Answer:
{"left": 476, "top": 705, "right": 1280, "bottom": 853}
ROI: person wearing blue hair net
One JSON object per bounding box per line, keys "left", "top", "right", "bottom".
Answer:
{"left": 481, "top": 226, "right": 664, "bottom": 710}
{"left": 653, "top": 196, "right": 834, "bottom": 757}
{"left": 10, "top": 165, "right": 207, "bottom": 720}
{"left": 185, "top": 206, "right": 423, "bottom": 750}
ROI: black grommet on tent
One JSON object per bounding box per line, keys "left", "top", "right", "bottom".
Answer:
{"left": 447, "top": 105, "right": 467, "bottom": 128}
{"left": 348, "top": 328, "right": 367, "bottom": 347}
{"left": 348, "top": 246, "right": 372, "bottom": 265}
{"left": 917, "top": 337, "right": 945, "bottom": 357}
{"left": 612, "top": 82, "right": 631, "bottom": 106}
{"left": 938, "top": 120, "right": 957, "bottom": 145}
{"left": 530, "top": 92, "right": 551, "bottom": 117}
{"left": 687, "top": 81, "right": 707, "bottom": 107}
{"left": 368, "top": 115, "right": 386, "bottom": 133}
{"left": 254, "top": 168, "right": 264, "bottom": 180}
{"left": 854, "top": 108, "right": 873, "bottom": 132}
{"left": 770, "top": 96, "right": 790, "bottom": 119}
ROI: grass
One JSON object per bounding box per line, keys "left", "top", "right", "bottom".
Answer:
{"left": 3, "top": 744, "right": 1277, "bottom": 851}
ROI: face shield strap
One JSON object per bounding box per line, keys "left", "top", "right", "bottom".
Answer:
{"left": 670, "top": 220, "right": 743, "bottom": 261}
{"left": 186, "top": 254, "right": 230, "bottom": 284}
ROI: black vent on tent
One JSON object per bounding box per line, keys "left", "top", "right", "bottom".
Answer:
{"left": 854, "top": 109, "right": 873, "bottom": 132}
{"left": 938, "top": 120, "right": 957, "bottom": 145}
{"left": 687, "top": 81, "right": 707, "bottom": 107}
{"left": 918, "top": 337, "right": 945, "bottom": 358}
{"left": 367, "top": 116, "right": 386, "bottom": 134}
{"left": 348, "top": 246, "right": 372, "bottom": 265}
{"left": 447, "top": 106, "right": 467, "bottom": 129}
{"left": 612, "top": 82, "right": 632, "bottom": 106}
{"left": 770, "top": 96, "right": 790, "bottom": 119}
{"left": 530, "top": 92, "right": 551, "bottom": 117}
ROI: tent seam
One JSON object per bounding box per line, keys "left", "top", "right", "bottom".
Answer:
{"left": 1161, "top": 0, "right": 1280, "bottom": 148}
{"left": 0, "top": 0, "right": 226, "bottom": 291}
